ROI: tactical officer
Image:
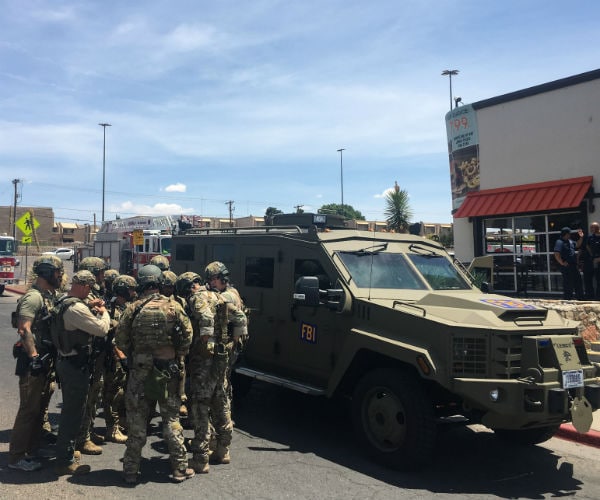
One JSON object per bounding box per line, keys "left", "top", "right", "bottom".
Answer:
{"left": 186, "top": 263, "right": 247, "bottom": 473}
{"left": 8, "top": 256, "right": 63, "bottom": 472}
{"left": 103, "top": 268, "right": 120, "bottom": 302}
{"left": 102, "top": 274, "right": 138, "bottom": 443}
{"left": 116, "top": 265, "right": 194, "bottom": 484}
{"left": 54, "top": 270, "right": 111, "bottom": 476}
{"left": 150, "top": 254, "right": 170, "bottom": 272}
{"left": 75, "top": 256, "right": 110, "bottom": 455}
{"left": 162, "top": 269, "right": 188, "bottom": 417}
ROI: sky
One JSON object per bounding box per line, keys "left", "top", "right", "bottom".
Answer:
{"left": 1, "top": 0, "right": 599, "bottom": 227}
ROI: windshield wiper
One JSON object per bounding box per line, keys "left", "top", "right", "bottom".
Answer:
{"left": 342, "top": 242, "right": 388, "bottom": 256}
{"left": 408, "top": 244, "right": 443, "bottom": 257}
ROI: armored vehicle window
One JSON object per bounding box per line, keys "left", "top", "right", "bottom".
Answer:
{"left": 337, "top": 252, "right": 426, "bottom": 289}
{"left": 294, "top": 259, "right": 331, "bottom": 289}
{"left": 175, "top": 243, "right": 195, "bottom": 261}
{"left": 245, "top": 257, "right": 274, "bottom": 288}
{"left": 407, "top": 254, "right": 471, "bottom": 290}
{"left": 214, "top": 244, "right": 235, "bottom": 264}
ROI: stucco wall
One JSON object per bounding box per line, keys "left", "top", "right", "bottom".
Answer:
{"left": 523, "top": 299, "right": 600, "bottom": 349}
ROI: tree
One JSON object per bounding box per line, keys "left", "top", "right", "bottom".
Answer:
{"left": 385, "top": 181, "right": 413, "bottom": 233}
{"left": 319, "top": 203, "right": 365, "bottom": 220}
{"left": 265, "top": 207, "right": 283, "bottom": 217}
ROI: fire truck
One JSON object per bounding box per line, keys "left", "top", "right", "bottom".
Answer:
{"left": 78, "top": 216, "right": 175, "bottom": 275}
{"left": 0, "top": 234, "right": 18, "bottom": 295}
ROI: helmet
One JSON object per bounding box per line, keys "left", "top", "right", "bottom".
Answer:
{"left": 113, "top": 275, "right": 138, "bottom": 298}
{"left": 161, "top": 270, "right": 177, "bottom": 287}
{"left": 79, "top": 256, "right": 108, "bottom": 275}
{"left": 137, "top": 264, "right": 163, "bottom": 289}
{"left": 33, "top": 256, "right": 64, "bottom": 282}
{"left": 150, "top": 255, "right": 170, "bottom": 271}
{"left": 104, "top": 269, "right": 119, "bottom": 285}
{"left": 205, "top": 261, "right": 229, "bottom": 282}
{"left": 175, "top": 272, "right": 201, "bottom": 296}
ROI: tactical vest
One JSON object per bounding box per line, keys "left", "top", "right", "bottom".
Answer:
{"left": 15, "top": 286, "right": 55, "bottom": 354}
{"left": 51, "top": 296, "right": 91, "bottom": 354}
{"left": 131, "top": 294, "right": 175, "bottom": 352}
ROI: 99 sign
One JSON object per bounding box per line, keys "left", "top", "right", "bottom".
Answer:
{"left": 449, "top": 116, "right": 469, "bottom": 131}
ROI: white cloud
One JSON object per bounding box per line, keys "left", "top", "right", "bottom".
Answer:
{"left": 110, "top": 201, "right": 195, "bottom": 216}
{"left": 164, "top": 24, "right": 218, "bottom": 52}
{"left": 164, "top": 183, "right": 187, "bottom": 193}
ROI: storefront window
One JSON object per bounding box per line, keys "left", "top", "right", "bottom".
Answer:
{"left": 481, "top": 211, "right": 582, "bottom": 296}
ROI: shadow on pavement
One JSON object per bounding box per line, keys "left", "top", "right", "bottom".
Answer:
{"left": 233, "top": 381, "right": 583, "bottom": 499}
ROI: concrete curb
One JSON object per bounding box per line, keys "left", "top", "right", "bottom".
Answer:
{"left": 556, "top": 423, "right": 600, "bottom": 448}
{"left": 3, "top": 286, "right": 26, "bottom": 296}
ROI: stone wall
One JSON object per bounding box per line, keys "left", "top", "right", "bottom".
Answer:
{"left": 523, "top": 299, "right": 600, "bottom": 348}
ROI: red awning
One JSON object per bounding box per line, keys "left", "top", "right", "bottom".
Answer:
{"left": 454, "top": 176, "right": 593, "bottom": 218}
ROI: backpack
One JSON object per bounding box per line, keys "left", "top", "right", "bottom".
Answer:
{"left": 50, "top": 295, "right": 82, "bottom": 353}
{"left": 131, "top": 295, "right": 173, "bottom": 350}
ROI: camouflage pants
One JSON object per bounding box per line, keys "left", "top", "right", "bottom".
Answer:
{"left": 77, "top": 352, "right": 105, "bottom": 444}
{"left": 103, "top": 359, "right": 127, "bottom": 429}
{"left": 189, "top": 347, "right": 232, "bottom": 463}
{"left": 123, "top": 354, "right": 188, "bottom": 475}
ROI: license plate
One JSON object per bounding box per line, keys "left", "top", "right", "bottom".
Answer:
{"left": 562, "top": 369, "right": 584, "bottom": 389}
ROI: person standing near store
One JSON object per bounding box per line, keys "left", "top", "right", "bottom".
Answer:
{"left": 586, "top": 222, "right": 600, "bottom": 299}
{"left": 53, "top": 270, "right": 111, "bottom": 476}
{"left": 554, "top": 227, "right": 584, "bottom": 300}
{"left": 8, "top": 256, "right": 63, "bottom": 472}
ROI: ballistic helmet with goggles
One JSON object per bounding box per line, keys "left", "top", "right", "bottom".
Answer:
{"left": 113, "top": 275, "right": 138, "bottom": 298}
{"left": 161, "top": 270, "right": 177, "bottom": 287}
{"left": 175, "top": 272, "right": 201, "bottom": 296}
{"left": 33, "top": 256, "right": 64, "bottom": 282}
{"left": 204, "top": 261, "right": 229, "bottom": 283}
{"left": 150, "top": 255, "right": 170, "bottom": 271}
{"left": 137, "top": 264, "right": 163, "bottom": 289}
{"left": 78, "top": 256, "right": 108, "bottom": 275}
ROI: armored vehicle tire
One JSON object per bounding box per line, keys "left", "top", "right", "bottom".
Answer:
{"left": 352, "top": 368, "right": 436, "bottom": 469}
{"left": 493, "top": 425, "right": 560, "bottom": 445}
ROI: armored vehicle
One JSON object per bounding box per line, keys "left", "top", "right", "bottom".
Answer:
{"left": 171, "top": 213, "right": 600, "bottom": 468}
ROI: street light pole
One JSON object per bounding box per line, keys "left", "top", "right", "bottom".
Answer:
{"left": 99, "top": 123, "right": 111, "bottom": 223}
{"left": 337, "top": 148, "right": 345, "bottom": 213}
{"left": 441, "top": 69, "right": 459, "bottom": 112}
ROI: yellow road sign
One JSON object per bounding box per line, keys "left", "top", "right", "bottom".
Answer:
{"left": 133, "top": 229, "right": 144, "bottom": 246}
{"left": 16, "top": 212, "right": 40, "bottom": 236}
{"left": 21, "top": 235, "right": 32, "bottom": 244}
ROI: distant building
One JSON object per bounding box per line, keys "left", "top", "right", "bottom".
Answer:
{"left": 0, "top": 206, "right": 55, "bottom": 245}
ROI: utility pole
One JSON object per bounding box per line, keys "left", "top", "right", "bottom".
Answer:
{"left": 11, "top": 179, "right": 21, "bottom": 242}
{"left": 99, "top": 123, "right": 111, "bottom": 223}
{"left": 337, "top": 148, "right": 345, "bottom": 214}
{"left": 226, "top": 200, "right": 235, "bottom": 227}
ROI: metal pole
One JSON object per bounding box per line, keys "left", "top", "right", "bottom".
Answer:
{"left": 12, "top": 179, "right": 19, "bottom": 242}
{"left": 441, "top": 70, "right": 459, "bottom": 112}
{"left": 337, "top": 148, "right": 345, "bottom": 212}
{"left": 99, "top": 123, "right": 111, "bottom": 223}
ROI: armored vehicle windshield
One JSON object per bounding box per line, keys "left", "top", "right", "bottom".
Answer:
{"left": 336, "top": 246, "right": 471, "bottom": 290}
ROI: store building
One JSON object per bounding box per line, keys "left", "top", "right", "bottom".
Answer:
{"left": 449, "top": 69, "right": 600, "bottom": 296}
